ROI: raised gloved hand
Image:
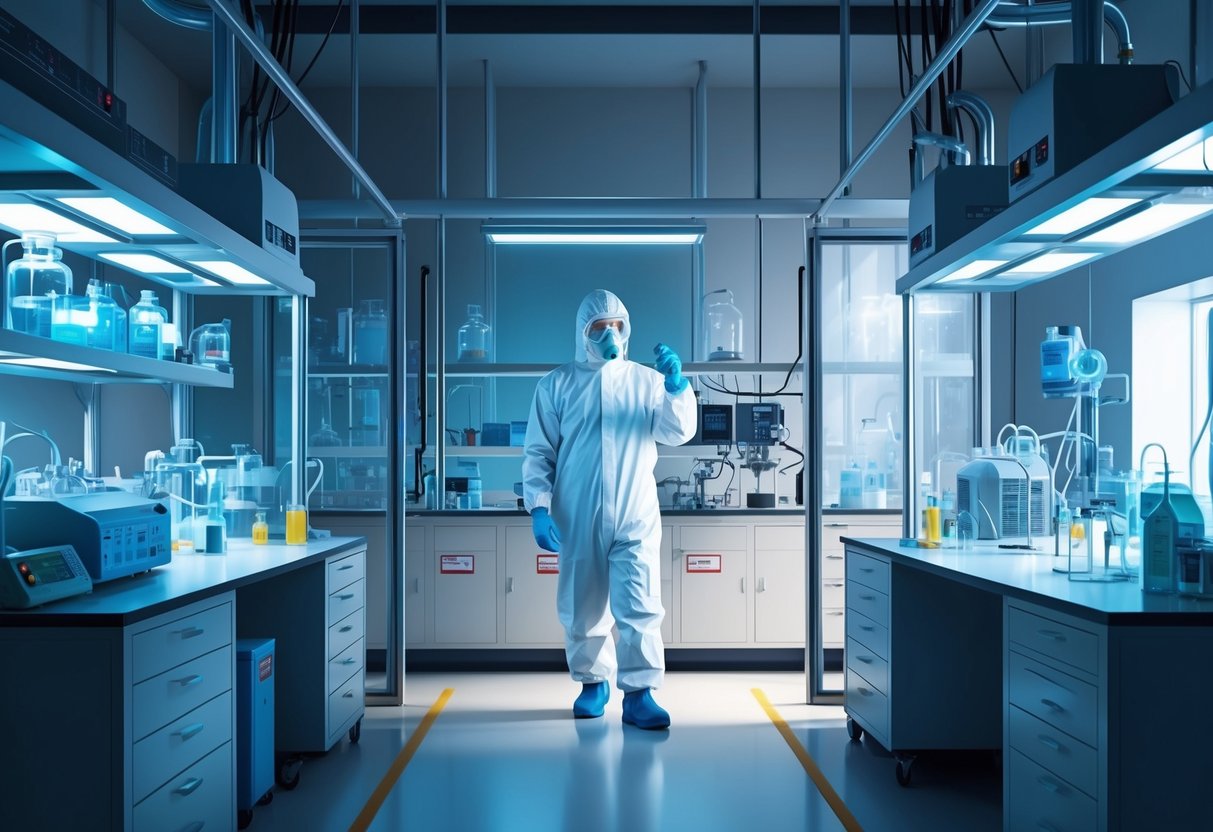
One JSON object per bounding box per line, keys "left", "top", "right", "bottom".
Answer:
{"left": 532, "top": 507, "right": 562, "bottom": 553}
{"left": 654, "top": 343, "right": 688, "bottom": 394}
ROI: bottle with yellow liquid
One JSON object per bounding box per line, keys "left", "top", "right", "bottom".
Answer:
{"left": 252, "top": 511, "right": 269, "bottom": 545}
{"left": 285, "top": 503, "right": 308, "bottom": 545}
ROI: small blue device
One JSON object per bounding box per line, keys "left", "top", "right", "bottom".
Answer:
{"left": 237, "top": 638, "right": 276, "bottom": 817}
{"left": 0, "top": 545, "right": 93, "bottom": 609}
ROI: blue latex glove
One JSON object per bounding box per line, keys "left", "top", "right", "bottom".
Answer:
{"left": 653, "top": 343, "right": 688, "bottom": 394}
{"left": 532, "top": 507, "right": 561, "bottom": 553}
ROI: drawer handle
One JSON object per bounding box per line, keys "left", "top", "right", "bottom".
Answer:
{"left": 757, "top": 577, "right": 767, "bottom": 593}
{"left": 1037, "top": 629, "right": 1067, "bottom": 642}
{"left": 339, "top": 657, "right": 357, "bottom": 666}
{"left": 856, "top": 686, "right": 873, "bottom": 697}
{"left": 859, "top": 567, "right": 874, "bottom": 573}
{"left": 176, "top": 674, "right": 204, "bottom": 688}
{"left": 175, "top": 627, "right": 205, "bottom": 640}
{"left": 859, "top": 594, "right": 876, "bottom": 601}
{"left": 825, "top": 581, "right": 844, "bottom": 587}
{"left": 337, "top": 593, "right": 356, "bottom": 601}
{"left": 1040, "top": 698, "right": 1065, "bottom": 714}
{"left": 826, "top": 554, "right": 844, "bottom": 560}
{"left": 507, "top": 577, "right": 515, "bottom": 593}
{"left": 174, "top": 777, "right": 203, "bottom": 796}
{"left": 1035, "top": 775, "right": 1063, "bottom": 795}
{"left": 340, "top": 625, "right": 354, "bottom": 633}
{"left": 859, "top": 625, "right": 875, "bottom": 632}
{"left": 826, "top": 611, "right": 844, "bottom": 617}
{"left": 343, "top": 691, "right": 355, "bottom": 699}
{"left": 338, "top": 564, "right": 355, "bottom": 571}
{"left": 1037, "top": 734, "right": 1062, "bottom": 752}
{"left": 856, "top": 656, "right": 872, "bottom": 664}
{"left": 826, "top": 523, "right": 849, "bottom": 528}
{"left": 413, "top": 578, "right": 422, "bottom": 593}
{"left": 175, "top": 723, "right": 205, "bottom": 741}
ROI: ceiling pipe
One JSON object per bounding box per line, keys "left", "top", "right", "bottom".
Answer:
{"left": 142, "top": 0, "right": 212, "bottom": 30}
{"left": 988, "top": 1, "right": 1133, "bottom": 65}
{"left": 817, "top": 0, "right": 1002, "bottom": 222}
{"left": 694, "top": 60, "right": 708, "bottom": 199}
{"left": 485, "top": 60, "right": 497, "bottom": 199}
{"left": 840, "top": 0, "right": 852, "bottom": 195}
{"left": 351, "top": 0, "right": 361, "bottom": 199}
{"left": 911, "top": 133, "right": 973, "bottom": 189}
{"left": 947, "top": 91, "right": 996, "bottom": 165}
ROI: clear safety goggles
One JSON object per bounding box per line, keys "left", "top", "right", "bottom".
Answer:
{"left": 585, "top": 317, "right": 630, "bottom": 343}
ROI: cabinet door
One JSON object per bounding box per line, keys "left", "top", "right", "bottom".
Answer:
{"left": 433, "top": 550, "right": 497, "bottom": 644}
{"left": 755, "top": 549, "right": 805, "bottom": 643}
{"left": 405, "top": 526, "right": 426, "bottom": 647}
{"left": 661, "top": 525, "right": 673, "bottom": 644}
{"left": 504, "top": 527, "right": 563, "bottom": 645}
{"left": 680, "top": 549, "right": 748, "bottom": 643}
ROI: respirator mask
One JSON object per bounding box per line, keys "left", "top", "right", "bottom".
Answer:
{"left": 585, "top": 319, "right": 629, "bottom": 363}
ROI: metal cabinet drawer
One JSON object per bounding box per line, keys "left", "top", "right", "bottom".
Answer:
{"left": 133, "top": 646, "right": 232, "bottom": 741}
{"left": 845, "top": 608, "right": 888, "bottom": 658}
{"left": 681, "top": 525, "right": 747, "bottom": 550}
{"left": 822, "top": 608, "right": 846, "bottom": 646}
{"left": 329, "top": 638, "right": 365, "bottom": 694}
{"left": 327, "top": 551, "right": 366, "bottom": 593}
{"left": 329, "top": 668, "right": 365, "bottom": 737}
{"left": 1007, "top": 749, "right": 1097, "bottom": 832}
{"left": 822, "top": 551, "right": 846, "bottom": 580}
{"left": 1009, "top": 606, "right": 1099, "bottom": 676}
{"left": 435, "top": 525, "right": 496, "bottom": 550}
{"left": 846, "top": 550, "right": 890, "bottom": 595}
{"left": 1009, "top": 705, "right": 1097, "bottom": 799}
{"left": 755, "top": 526, "right": 804, "bottom": 550}
{"left": 846, "top": 637, "right": 889, "bottom": 695}
{"left": 846, "top": 665, "right": 889, "bottom": 743}
{"left": 329, "top": 609, "right": 364, "bottom": 659}
{"left": 822, "top": 579, "right": 845, "bottom": 608}
{"left": 133, "top": 741, "right": 233, "bottom": 832}
{"left": 846, "top": 583, "right": 889, "bottom": 629}
{"left": 132, "top": 601, "right": 232, "bottom": 684}
{"left": 133, "top": 691, "right": 232, "bottom": 804}
{"left": 1009, "top": 651, "right": 1099, "bottom": 748}
{"left": 328, "top": 578, "right": 365, "bottom": 625}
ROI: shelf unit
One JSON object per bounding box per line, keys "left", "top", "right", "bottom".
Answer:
{"left": 438, "top": 361, "right": 805, "bottom": 377}
{"left": 0, "top": 329, "right": 234, "bottom": 386}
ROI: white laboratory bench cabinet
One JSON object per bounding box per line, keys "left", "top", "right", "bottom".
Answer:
{"left": 841, "top": 538, "right": 1213, "bottom": 832}
{"left": 0, "top": 537, "right": 366, "bottom": 832}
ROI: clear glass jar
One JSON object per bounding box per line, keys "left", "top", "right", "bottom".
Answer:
{"left": 353, "top": 299, "right": 388, "bottom": 366}
{"left": 703, "top": 289, "right": 743, "bottom": 361}
{"left": 103, "top": 282, "right": 129, "bottom": 352}
{"left": 6, "top": 233, "right": 72, "bottom": 338}
{"left": 50, "top": 293, "right": 95, "bottom": 346}
{"left": 456, "top": 304, "right": 491, "bottom": 362}
{"left": 86, "top": 279, "right": 117, "bottom": 350}
{"left": 190, "top": 319, "right": 232, "bottom": 368}
{"left": 129, "top": 290, "right": 167, "bottom": 359}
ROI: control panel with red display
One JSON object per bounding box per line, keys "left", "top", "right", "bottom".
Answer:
{"left": 0, "top": 545, "right": 92, "bottom": 609}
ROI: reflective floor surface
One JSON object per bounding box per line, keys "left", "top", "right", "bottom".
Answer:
{"left": 241, "top": 672, "right": 1000, "bottom": 832}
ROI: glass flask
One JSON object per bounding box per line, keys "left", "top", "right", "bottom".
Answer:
{"left": 155, "top": 441, "right": 207, "bottom": 553}
{"left": 6, "top": 233, "right": 72, "bottom": 338}
{"left": 285, "top": 503, "right": 308, "bottom": 545}
{"left": 456, "top": 304, "right": 491, "bottom": 362}
{"left": 190, "top": 319, "right": 232, "bottom": 369}
{"left": 129, "top": 290, "right": 167, "bottom": 359}
{"left": 104, "top": 281, "right": 129, "bottom": 352}
{"left": 308, "top": 379, "right": 343, "bottom": 447}
{"left": 350, "top": 383, "right": 382, "bottom": 447}
{"left": 353, "top": 299, "right": 388, "bottom": 366}
{"left": 704, "top": 289, "right": 743, "bottom": 361}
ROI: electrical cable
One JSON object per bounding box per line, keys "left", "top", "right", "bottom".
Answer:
{"left": 987, "top": 28, "right": 1024, "bottom": 93}
{"left": 1164, "top": 59, "right": 1193, "bottom": 92}
{"left": 269, "top": 0, "right": 347, "bottom": 122}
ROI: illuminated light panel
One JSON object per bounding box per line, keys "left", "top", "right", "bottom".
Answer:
{"left": 99, "top": 252, "right": 190, "bottom": 274}
{"left": 1024, "top": 197, "right": 1142, "bottom": 237}
{"left": 1154, "top": 137, "right": 1213, "bottom": 172}
{"left": 1003, "top": 251, "right": 1101, "bottom": 276}
{"left": 935, "top": 259, "right": 1007, "bottom": 284}
{"left": 55, "top": 197, "right": 176, "bottom": 236}
{"left": 0, "top": 204, "right": 117, "bottom": 244}
{"left": 189, "top": 260, "right": 271, "bottom": 285}
{"left": 0, "top": 356, "right": 115, "bottom": 373}
{"left": 1081, "top": 202, "right": 1213, "bottom": 244}
{"left": 487, "top": 232, "right": 704, "bottom": 244}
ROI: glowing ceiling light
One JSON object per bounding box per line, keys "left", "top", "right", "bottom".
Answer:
{"left": 1153, "top": 137, "right": 1213, "bottom": 172}
{"left": 0, "top": 356, "right": 115, "bottom": 372}
{"left": 1023, "top": 197, "right": 1142, "bottom": 237}
{"left": 1003, "top": 251, "right": 1101, "bottom": 276}
{"left": 1081, "top": 202, "right": 1213, "bottom": 245}
{"left": 935, "top": 259, "right": 1007, "bottom": 284}
{"left": 189, "top": 260, "right": 271, "bottom": 285}
{"left": 55, "top": 197, "right": 176, "bottom": 236}
{"left": 0, "top": 204, "right": 117, "bottom": 244}
{"left": 99, "top": 252, "right": 190, "bottom": 274}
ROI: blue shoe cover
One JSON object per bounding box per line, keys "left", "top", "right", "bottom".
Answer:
{"left": 573, "top": 681, "right": 609, "bottom": 718}
{"left": 622, "top": 689, "right": 670, "bottom": 730}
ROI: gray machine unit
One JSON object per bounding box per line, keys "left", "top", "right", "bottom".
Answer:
{"left": 736, "top": 402, "right": 784, "bottom": 445}
{"left": 177, "top": 163, "right": 300, "bottom": 265}
{"left": 1007, "top": 63, "right": 1178, "bottom": 202}
{"left": 957, "top": 457, "right": 1049, "bottom": 540}
{"left": 4, "top": 492, "right": 171, "bottom": 582}
{"left": 909, "top": 164, "right": 1008, "bottom": 267}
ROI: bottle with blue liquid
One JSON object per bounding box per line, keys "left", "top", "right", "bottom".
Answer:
{"left": 129, "top": 290, "right": 167, "bottom": 359}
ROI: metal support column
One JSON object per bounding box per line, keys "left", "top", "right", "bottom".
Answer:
{"left": 1195, "top": 0, "right": 1213, "bottom": 87}
{"left": 291, "top": 295, "right": 307, "bottom": 505}
{"left": 351, "top": 0, "right": 361, "bottom": 199}
{"left": 840, "top": 0, "right": 852, "bottom": 196}
{"left": 485, "top": 60, "right": 496, "bottom": 198}
{"left": 693, "top": 61, "right": 707, "bottom": 359}
{"left": 1072, "top": 0, "right": 1104, "bottom": 65}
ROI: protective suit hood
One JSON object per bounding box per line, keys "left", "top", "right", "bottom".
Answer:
{"left": 575, "top": 289, "right": 631, "bottom": 364}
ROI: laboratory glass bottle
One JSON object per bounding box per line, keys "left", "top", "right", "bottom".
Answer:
{"left": 352, "top": 299, "right": 388, "bottom": 366}
{"left": 129, "top": 290, "right": 167, "bottom": 359}
{"left": 1142, "top": 465, "right": 1179, "bottom": 593}
{"left": 85, "top": 279, "right": 117, "bottom": 350}
{"left": 103, "top": 282, "right": 129, "bottom": 352}
{"left": 190, "top": 319, "right": 232, "bottom": 368}
{"left": 456, "top": 304, "right": 491, "bottom": 362}
{"left": 703, "top": 289, "right": 744, "bottom": 361}
{"left": 285, "top": 503, "right": 308, "bottom": 545}
{"left": 252, "top": 512, "right": 269, "bottom": 545}
{"left": 50, "top": 293, "right": 93, "bottom": 346}
{"left": 6, "top": 233, "right": 72, "bottom": 338}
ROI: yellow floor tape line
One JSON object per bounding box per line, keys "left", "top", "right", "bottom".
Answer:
{"left": 348, "top": 688, "right": 455, "bottom": 832}
{"left": 751, "top": 688, "right": 864, "bottom": 832}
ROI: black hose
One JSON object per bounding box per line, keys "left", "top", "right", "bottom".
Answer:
{"left": 412, "top": 265, "right": 431, "bottom": 501}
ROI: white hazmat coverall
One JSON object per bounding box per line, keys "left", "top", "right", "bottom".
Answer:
{"left": 523, "top": 290, "right": 697, "bottom": 692}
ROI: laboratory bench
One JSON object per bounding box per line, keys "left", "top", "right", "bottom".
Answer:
{"left": 841, "top": 537, "right": 1213, "bottom": 831}
{"left": 0, "top": 536, "right": 368, "bottom": 832}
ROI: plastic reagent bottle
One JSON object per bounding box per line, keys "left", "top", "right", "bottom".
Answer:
{"left": 6, "top": 233, "right": 71, "bottom": 337}
{"left": 1142, "top": 461, "right": 1179, "bottom": 593}
{"left": 252, "top": 511, "right": 269, "bottom": 545}
{"left": 129, "top": 290, "right": 167, "bottom": 359}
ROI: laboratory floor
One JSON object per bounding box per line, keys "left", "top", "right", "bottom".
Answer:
{"left": 243, "top": 672, "right": 1000, "bottom": 832}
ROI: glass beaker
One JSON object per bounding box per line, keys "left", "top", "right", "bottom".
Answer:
{"left": 155, "top": 458, "right": 206, "bottom": 552}
{"left": 456, "top": 304, "right": 491, "bottom": 362}
{"left": 50, "top": 293, "right": 96, "bottom": 346}
{"left": 285, "top": 503, "right": 308, "bottom": 545}
{"left": 6, "top": 233, "right": 72, "bottom": 338}
{"left": 353, "top": 299, "right": 388, "bottom": 366}
{"left": 703, "top": 289, "right": 743, "bottom": 361}
{"left": 190, "top": 319, "right": 232, "bottom": 368}
{"left": 308, "top": 379, "right": 342, "bottom": 447}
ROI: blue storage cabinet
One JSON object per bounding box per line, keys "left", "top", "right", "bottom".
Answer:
{"left": 237, "top": 638, "right": 275, "bottom": 828}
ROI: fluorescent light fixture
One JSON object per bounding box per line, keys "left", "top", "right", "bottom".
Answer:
{"left": 189, "top": 260, "right": 271, "bottom": 286}
{"left": 935, "top": 259, "right": 1007, "bottom": 284}
{"left": 1003, "top": 251, "right": 1101, "bottom": 276}
{"left": 1154, "top": 137, "right": 1213, "bottom": 172}
{"left": 1081, "top": 202, "right": 1213, "bottom": 245}
{"left": 0, "top": 204, "right": 117, "bottom": 244}
{"left": 99, "top": 252, "right": 190, "bottom": 274}
{"left": 55, "top": 197, "right": 176, "bottom": 236}
{"left": 483, "top": 225, "right": 706, "bottom": 245}
{"left": 0, "top": 356, "right": 115, "bottom": 373}
{"left": 1023, "top": 197, "right": 1142, "bottom": 237}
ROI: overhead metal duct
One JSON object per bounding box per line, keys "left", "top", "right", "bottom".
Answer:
{"left": 987, "top": 1, "right": 1133, "bottom": 65}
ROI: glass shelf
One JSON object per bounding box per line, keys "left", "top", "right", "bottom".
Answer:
{"left": 446, "top": 446, "right": 523, "bottom": 457}
{"left": 306, "top": 446, "right": 389, "bottom": 457}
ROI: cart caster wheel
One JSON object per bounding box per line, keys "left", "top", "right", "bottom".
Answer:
{"left": 257, "top": 791, "right": 274, "bottom": 806}
{"left": 237, "top": 809, "right": 254, "bottom": 830}
{"left": 895, "top": 757, "right": 914, "bottom": 787}
{"left": 846, "top": 718, "right": 863, "bottom": 742}
{"left": 276, "top": 756, "right": 302, "bottom": 791}
{"left": 349, "top": 718, "right": 362, "bottom": 744}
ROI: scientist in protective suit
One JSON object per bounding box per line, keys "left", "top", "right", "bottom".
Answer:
{"left": 523, "top": 289, "right": 697, "bottom": 729}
